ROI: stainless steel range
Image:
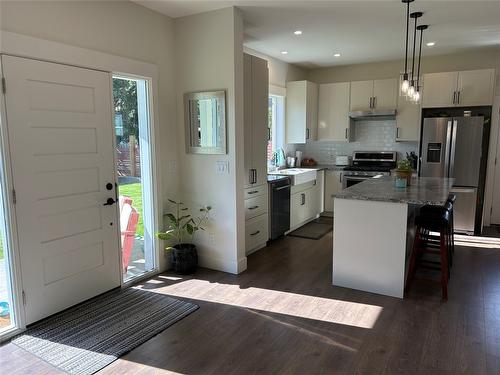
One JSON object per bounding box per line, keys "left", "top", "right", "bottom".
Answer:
{"left": 342, "top": 151, "right": 397, "bottom": 189}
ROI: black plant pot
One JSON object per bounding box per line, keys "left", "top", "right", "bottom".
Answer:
{"left": 172, "top": 243, "right": 198, "bottom": 274}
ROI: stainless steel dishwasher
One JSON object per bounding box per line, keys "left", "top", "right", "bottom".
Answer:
{"left": 268, "top": 176, "right": 291, "bottom": 240}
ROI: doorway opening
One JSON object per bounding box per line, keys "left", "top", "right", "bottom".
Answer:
{"left": 113, "top": 76, "right": 156, "bottom": 282}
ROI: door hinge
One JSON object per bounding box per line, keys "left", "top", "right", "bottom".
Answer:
{"left": 12, "top": 189, "right": 16, "bottom": 204}
{"left": 1, "top": 77, "right": 5, "bottom": 94}
{"left": 22, "top": 290, "right": 26, "bottom": 305}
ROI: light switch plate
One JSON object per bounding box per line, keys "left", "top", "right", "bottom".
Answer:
{"left": 216, "top": 161, "right": 230, "bottom": 174}
{"left": 168, "top": 160, "right": 177, "bottom": 174}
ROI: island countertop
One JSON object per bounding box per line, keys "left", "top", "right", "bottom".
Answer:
{"left": 334, "top": 176, "right": 454, "bottom": 205}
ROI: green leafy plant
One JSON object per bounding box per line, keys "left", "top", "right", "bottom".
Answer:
{"left": 156, "top": 199, "right": 211, "bottom": 248}
{"left": 397, "top": 158, "right": 413, "bottom": 171}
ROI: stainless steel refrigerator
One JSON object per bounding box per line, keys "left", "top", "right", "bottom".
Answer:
{"left": 420, "top": 116, "right": 484, "bottom": 233}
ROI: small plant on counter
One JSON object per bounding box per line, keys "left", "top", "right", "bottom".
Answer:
{"left": 394, "top": 158, "right": 413, "bottom": 186}
{"left": 156, "top": 199, "right": 211, "bottom": 274}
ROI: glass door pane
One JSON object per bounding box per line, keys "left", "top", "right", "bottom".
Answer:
{"left": 113, "top": 76, "right": 156, "bottom": 282}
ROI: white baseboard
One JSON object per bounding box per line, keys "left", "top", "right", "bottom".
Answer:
{"left": 198, "top": 253, "right": 247, "bottom": 275}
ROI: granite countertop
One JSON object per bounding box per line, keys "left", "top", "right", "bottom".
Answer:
{"left": 299, "top": 164, "right": 346, "bottom": 171}
{"left": 334, "top": 176, "right": 454, "bottom": 205}
{"left": 267, "top": 174, "right": 291, "bottom": 183}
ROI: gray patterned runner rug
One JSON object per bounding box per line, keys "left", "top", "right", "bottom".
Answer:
{"left": 12, "top": 287, "right": 198, "bottom": 375}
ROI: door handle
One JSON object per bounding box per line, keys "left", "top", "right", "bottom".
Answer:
{"left": 457, "top": 91, "right": 460, "bottom": 104}
{"left": 103, "top": 198, "right": 116, "bottom": 206}
{"left": 248, "top": 205, "right": 259, "bottom": 210}
{"left": 339, "top": 173, "right": 342, "bottom": 183}
{"left": 250, "top": 230, "right": 260, "bottom": 236}
{"left": 247, "top": 190, "right": 259, "bottom": 195}
{"left": 372, "top": 96, "right": 376, "bottom": 108}
{"left": 306, "top": 128, "right": 310, "bottom": 139}
{"left": 453, "top": 91, "right": 457, "bottom": 104}
{"left": 301, "top": 193, "right": 305, "bottom": 205}
{"left": 345, "top": 128, "right": 348, "bottom": 139}
{"left": 396, "top": 127, "right": 400, "bottom": 139}
{"left": 275, "top": 185, "right": 291, "bottom": 191}
{"left": 253, "top": 169, "right": 257, "bottom": 184}
{"left": 369, "top": 97, "right": 372, "bottom": 108}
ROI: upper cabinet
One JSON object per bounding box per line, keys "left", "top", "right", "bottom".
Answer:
{"left": 350, "top": 78, "right": 397, "bottom": 111}
{"left": 396, "top": 92, "right": 421, "bottom": 142}
{"left": 318, "top": 82, "right": 352, "bottom": 142}
{"left": 422, "top": 69, "right": 495, "bottom": 108}
{"left": 243, "top": 54, "right": 269, "bottom": 188}
{"left": 286, "top": 80, "right": 318, "bottom": 143}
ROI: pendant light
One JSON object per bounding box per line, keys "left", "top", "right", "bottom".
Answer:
{"left": 407, "top": 11, "right": 423, "bottom": 99}
{"left": 412, "top": 24, "right": 428, "bottom": 103}
{"left": 400, "top": 0, "right": 414, "bottom": 95}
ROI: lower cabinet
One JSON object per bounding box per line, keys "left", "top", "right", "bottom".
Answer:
{"left": 324, "top": 170, "right": 343, "bottom": 213}
{"left": 244, "top": 184, "right": 269, "bottom": 255}
{"left": 289, "top": 171, "right": 324, "bottom": 230}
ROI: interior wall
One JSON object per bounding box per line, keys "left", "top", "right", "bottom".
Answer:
{"left": 307, "top": 46, "right": 500, "bottom": 91}
{"left": 243, "top": 47, "right": 307, "bottom": 88}
{"left": 174, "top": 7, "right": 246, "bottom": 274}
{"left": 0, "top": 0, "right": 178, "bottom": 271}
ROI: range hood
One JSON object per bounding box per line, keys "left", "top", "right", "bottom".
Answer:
{"left": 349, "top": 109, "right": 397, "bottom": 120}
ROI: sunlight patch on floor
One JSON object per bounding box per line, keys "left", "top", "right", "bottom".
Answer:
{"left": 143, "top": 279, "right": 383, "bottom": 329}
{"left": 455, "top": 234, "right": 500, "bottom": 249}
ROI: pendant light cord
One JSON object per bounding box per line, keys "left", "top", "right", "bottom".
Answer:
{"left": 416, "top": 28, "right": 424, "bottom": 89}
{"left": 411, "top": 14, "right": 418, "bottom": 83}
{"left": 404, "top": 1, "right": 409, "bottom": 74}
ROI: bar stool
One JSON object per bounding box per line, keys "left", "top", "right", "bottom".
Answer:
{"left": 407, "top": 198, "right": 454, "bottom": 300}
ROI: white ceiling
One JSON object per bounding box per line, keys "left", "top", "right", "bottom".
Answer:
{"left": 134, "top": 1, "right": 500, "bottom": 68}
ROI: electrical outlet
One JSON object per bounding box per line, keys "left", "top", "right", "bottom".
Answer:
{"left": 209, "top": 232, "right": 216, "bottom": 244}
{"left": 216, "top": 161, "right": 229, "bottom": 174}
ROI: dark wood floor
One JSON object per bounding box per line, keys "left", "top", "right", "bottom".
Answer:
{"left": 2, "top": 230, "right": 500, "bottom": 374}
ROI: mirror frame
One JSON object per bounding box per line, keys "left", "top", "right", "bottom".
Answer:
{"left": 184, "top": 90, "right": 227, "bottom": 154}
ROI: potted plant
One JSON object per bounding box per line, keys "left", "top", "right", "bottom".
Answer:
{"left": 156, "top": 199, "right": 211, "bottom": 274}
{"left": 394, "top": 158, "right": 413, "bottom": 186}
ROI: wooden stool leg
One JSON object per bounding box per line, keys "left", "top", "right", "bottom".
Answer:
{"left": 440, "top": 229, "right": 449, "bottom": 301}
{"left": 407, "top": 226, "right": 422, "bottom": 292}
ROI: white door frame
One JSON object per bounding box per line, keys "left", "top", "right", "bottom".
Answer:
{"left": 0, "top": 32, "right": 162, "bottom": 332}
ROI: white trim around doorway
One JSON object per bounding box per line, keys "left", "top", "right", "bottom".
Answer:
{"left": 0, "top": 31, "right": 163, "bottom": 333}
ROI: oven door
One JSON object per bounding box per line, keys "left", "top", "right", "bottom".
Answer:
{"left": 343, "top": 175, "right": 370, "bottom": 189}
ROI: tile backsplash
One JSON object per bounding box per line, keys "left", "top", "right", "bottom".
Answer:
{"left": 292, "top": 120, "right": 418, "bottom": 164}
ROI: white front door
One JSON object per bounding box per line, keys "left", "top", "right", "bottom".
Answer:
{"left": 2, "top": 56, "right": 121, "bottom": 324}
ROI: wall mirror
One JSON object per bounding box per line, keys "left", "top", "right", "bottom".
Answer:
{"left": 184, "top": 90, "right": 227, "bottom": 154}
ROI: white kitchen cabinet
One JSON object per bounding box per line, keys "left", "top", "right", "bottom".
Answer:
{"left": 396, "top": 92, "right": 421, "bottom": 142}
{"left": 318, "top": 82, "right": 352, "bottom": 141}
{"left": 350, "top": 79, "right": 397, "bottom": 111}
{"left": 350, "top": 80, "right": 373, "bottom": 111}
{"left": 373, "top": 79, "right": 398, "bottom": 110}
{"left": 422, "top": 69, "right": 495, "bottom": 108}
{"left": 244, "top": 53, "right": 268, "bottom": 188}
{"left": 457, "top": 69, "right": 495, "bottom": 106}
{"left": 289, "top": 171, "right": 324, "bottom": 231}
{"left": 421, "top": 71, "right": 458, "bottom": 108}
{"left": 243, "top": 53, "right": 269, "bottom": 254}
{"left": 324, "top": 170, "right": 343, "bottom": 212}
{"left": 286, "top": 80, "right": 318, "bottom": 143}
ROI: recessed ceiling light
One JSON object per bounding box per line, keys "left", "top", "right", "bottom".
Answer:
{"left": 294, "top": 30, "right": 303, "bottom": 35}
{"left": 334, "top": 53, "right": 341, "bottom": 57}
{"left": 426, "top": 41, "right": 436, "bottom": 47}
{"left": 281, "top": 51, "right": 288, "bottom": 55}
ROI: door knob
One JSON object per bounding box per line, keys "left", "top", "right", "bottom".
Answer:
{"left": 103, "top": 198, "right": 116, "bottom": 206}
{"left": 106, "top": 183, "right": 113, "bottom": 190}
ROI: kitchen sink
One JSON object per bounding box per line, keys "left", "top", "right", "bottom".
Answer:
{"left": 268, "top": 168, "right": 317, "bottom": 186}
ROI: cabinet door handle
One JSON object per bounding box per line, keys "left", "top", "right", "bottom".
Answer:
{"left": 306, "top": 128, "right": 310, "bottom": 140}
{"left": 250, "top": 230, "right": 260, "bottom": 236}
{"left": 248, "top": 190, "right": 259, "bottom": 195}
{"left": 301, "top": 193, "right": 305, "bottom": 205}
{"left": 453, "top": 91, "right": 457, "bottom": 104}
{"left": 339, "top": 173, "right": 342, "bottom": 183}
{"left": 369, "top": 97, "right": 372, "bottom": 108}
{"left": 372, "top": 96, "right": 376, "bottom": 108}
{"left": 254, "top": 169, "right": 257, "bottom": 184}
{"left": 345, "top": 128, "right": 348, "bottom": 139}
{"left": 457, "top": 91, "right": 460, "bottom": 104}
{"left": 396, "top": 127, "right": 400, "bottom": 139}
{"left": 248, "top": 205, "right": 259, "bottom": 210}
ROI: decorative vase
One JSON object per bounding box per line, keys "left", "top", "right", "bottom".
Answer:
{"left": 394, "top": 169, "right": 412, "bottom": 186}
{"left": 172, "top": 243, "right": 198, "bottom": 274}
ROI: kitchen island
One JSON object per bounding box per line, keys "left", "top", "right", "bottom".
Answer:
{"left": 332, "top": 176, "right": 454, "bottom": 298}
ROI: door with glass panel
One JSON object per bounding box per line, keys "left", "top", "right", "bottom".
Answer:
{"left": 113, "top": 76, "right": 156, "bottom": 282}
{"left": 2, "top": 56, "right": 121, "bottom": 324}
